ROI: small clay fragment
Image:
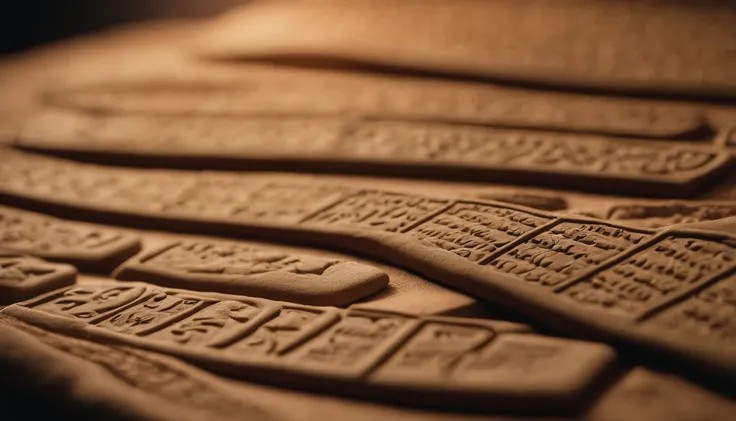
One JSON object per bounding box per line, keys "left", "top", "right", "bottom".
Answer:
{"left": 1, "top": 281, "right": 617, "bottom": 413}
{"left": 0, "top": 204, "right": 141, "bottom": 273}
{"left": 0, "top": 254, "right": 76, "bottom": 304}
{"left": 114, "top": 240, "right": 389, "bottom": 306}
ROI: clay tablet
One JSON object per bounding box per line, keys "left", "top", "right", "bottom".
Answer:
{"left": 40, "top": 69, "right": 711, "bottom": 140}
{"left": 114, "top": 240, "right": 389, "bottom": 306}
{"left": 0, "top": 204, "right": 141, "bottom": 272}
{"left": 0, "top": 149, "right": 733, "bottom": 381}
{"left": 195, "top": 0, "right": 736, "bottom": 98}
{"left": 15, "top": 110, "right": 729, "bottom": 197}
{"left": 2, "top": 281, "right": 618, "bottom": 413}
{"left": 0, "top": 254, "right": 76, "bottom": 304}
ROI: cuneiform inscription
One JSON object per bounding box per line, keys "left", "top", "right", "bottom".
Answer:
{"left": 30, "top": 284, "right": 148, "bottom": 321}
{"left": 2, "top": 318, "right": 271, "bottom": 420}
{"left": 339, "top": 122, "right": 721, "bottom": 178}
{"left": 97, "top": 292, "right": 210, "bottom": 336}
{"left": 565, "top": 236, "right": 736, "bottom": 317}
{"left": 305, "top": 191, "right": 449, "bottom": 233}
{"left": 0, "top": 207, "right": 120, "bottom": 253}
{"left": 407, "top": 202, "right": 551, "bottom": 262}
{"left": 0, "top": 282, "right": 621, "bottom": 407}
{"left": 649, "top": 273, "right": 736, "bottom": 342}
{"left": 0, "top": 205, "right": 140, "bottom": 268}
{"left": 0, "top": 257, "right": 59, "bottom": 285}
{"left": 168, "top": 181, "right": 350, "bottom": 224}
{"left": 0, "top": 256, "right": 77, "bottom": 304}
{"left": 140, "top": 242, "right": 340, "bottom": 277}
{"left": 115, "top": 240, "right": 389, "bottom": 306}
{"left": 150, "top": 299, "right": 278, "bottom": 348}
{"left": 228, "top": 306, "right": 337, "bottom": 356}
{"left": 488, "top": 221, "right": 651, "bottom": 288}
{"left": 0, "top": 150, "right": 352, "bottom": 225}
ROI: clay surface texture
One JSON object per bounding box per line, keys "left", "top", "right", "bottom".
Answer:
{"left": 196, "top": 0, "right": 736, "bottom": 97}
{"left": 1, "top": 281, "right": 617, "bottom": 412}
{"left": 114, "top": 240, "right": 388, "bottom": 306}
{"left": 0, "top": 204, "right": 141, "bottom": 272}
{"left": 41, "top": 71, "right": 710, "bottom": 139}
{"left": 0, "top": 254, "right": 76, "bottom": 304}
{"left": 16, "top": 110, "right": 729, "bottom": 196}
{"left": 0, "top": 150, "right": 734, "bottom": 379}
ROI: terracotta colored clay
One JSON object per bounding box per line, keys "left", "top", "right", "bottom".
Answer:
{"left": 0, "top": 205, "right": 141, "bottom": 273}
{"left": 1, "top": 281, "right": 617, "bottom": 413}
{"left": 0, "top": 254, "right": 76, "bottom": 304}
{"left": 0, "top": 149, "right": 733, "bottom": 381}
{"left": 195, "top": 0, "right": 736, "bottom": 98}
{"left": 15, "top": 110, "right": 729, "bottom": 197}
{"left": 114, "top": 239, "right": 389, "bottom": 306}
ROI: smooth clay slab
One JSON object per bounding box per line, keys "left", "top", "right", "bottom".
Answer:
{"left": 0, "top": 204, "right": 141, "bottom": 272}
{"left": 0, "top": 149, "right": 733, "bottom": 382}
{"left": 194, "top": 0, "right": 736, "bottom": 98}
{"left": 113, "top": 239, "right": 389, "bottom": 306}
{"left": 1, "top": 281, "right": 618, "bottom": 413}
{"left": 14, "top": 110, "right": 730, "bottom": 197}
{"left": 0, "top": 254, "right": 76, "bottom": 304}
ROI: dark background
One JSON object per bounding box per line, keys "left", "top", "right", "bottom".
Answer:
{"left": 1, "top": 0, "right": 246, "bottom": 54}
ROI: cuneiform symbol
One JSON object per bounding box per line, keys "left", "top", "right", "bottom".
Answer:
{"left": 5, "top": 282, "right": 623, "bottom": 407}
{"left": 141, "top": 242, "right": 340, "bottom": 277}
{"left": 487, "top": 221, "right": 652, "bottom": 288}
{"left": 649, "top": 273, "right": 736, "bottom": 342}
{"left": 407, "top": 202, "right": 552, "bottom": 262}
{"left": 339, "top": 122, "right": 721, "bottom": 177}
{"left": 28, "top": 284, "right": 147, "bottom": 321}
{"left": 564, "top": 235, "right": 736, "bottom": 318}
{"left": 305, "top": 191, "right": 450, "bottom": 233}
{"left": 150, "top": 299, "right": 279, "bottom": 348}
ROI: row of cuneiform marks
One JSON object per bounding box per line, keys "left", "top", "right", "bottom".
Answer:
{"left": 16, "top": 283, "right": 615, "bottom": 394}
{"left": 563, "top": 234, "right": 736, "bottom": 319}
{"left": 405, "top": 202, "right": 553, "bottom": 262}
{"left": 648, "top": 272, "right": 736, "bottom": 343}
{"left": 304, "top": 191, "right": 451, "bottom": 233}
{"left": 485, "top": 220, "right": 653, "bottom": 288}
